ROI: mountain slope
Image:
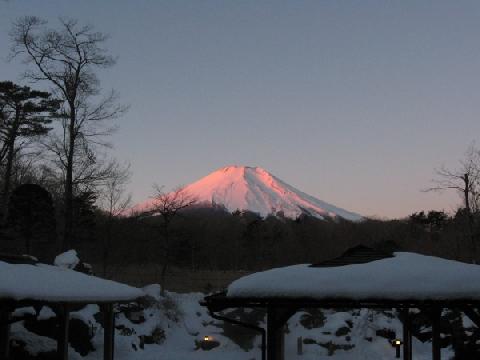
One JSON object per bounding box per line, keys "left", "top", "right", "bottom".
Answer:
{"left": 140, "top": 166, "right": 362, "bottom": 221}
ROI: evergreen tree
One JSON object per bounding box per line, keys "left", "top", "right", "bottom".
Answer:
{"left": 0, "top": 81, "right": 60, "bottom": 217}
{"left": 6, "top": 184, "right": 56, "bottom": 256}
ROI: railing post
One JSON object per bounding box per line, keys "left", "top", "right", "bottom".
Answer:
{"left": 266, "top": 307, "right": 286, "bottom": 360}
{"left": 103, "top": 303, "right": 115, "bottom": 360}
{"left": 0, "top": 306, "right": 11, "bottom": 360}
{"left": 57, "top": 304, "right": 70, "bottom": 360}
{"left": 402, "top": 308, "right": 412, "bottom": 360}
{"left": 266, "top": 307, "right": 297, "bottom": 360}
{"left": 431, "top": 308, "right": 442, "bottom": 360}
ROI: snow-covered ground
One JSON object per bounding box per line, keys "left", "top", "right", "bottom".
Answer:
{"left": 9, "top": 287, "right": 454, "bottom": 360}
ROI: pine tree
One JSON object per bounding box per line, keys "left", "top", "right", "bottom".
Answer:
{"left": 0, "top": 81, "right": 60, "bottom": 217}
{"left": 6, "top": 184, "right": 56, "bottom": 256}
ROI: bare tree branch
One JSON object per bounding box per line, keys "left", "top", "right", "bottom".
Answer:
{"left": 10, "top": 16, "right": 126, "bottom": 249}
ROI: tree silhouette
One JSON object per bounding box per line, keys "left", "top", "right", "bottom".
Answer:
{"left": 0, "top": 81, "right": 59, "bottom": 218}
{"left": 146, "top": 186, "right": 196, "bottom": 295}
{"left": 6, "top": 183, "right": 56, "bottom": 255}
{"left": 10, "top": 17, "right": 127, "bottom": 250}
{"left": 427, "top": 144, "right": 480, "bottom": 261}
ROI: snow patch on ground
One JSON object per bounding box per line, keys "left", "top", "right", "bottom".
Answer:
{"left": 8, "top": 289, "right": 456, "bottom": 360}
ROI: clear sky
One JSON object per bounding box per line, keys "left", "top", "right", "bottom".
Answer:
{"left": 1, "top": 0, "right": 479, "bottom": 218}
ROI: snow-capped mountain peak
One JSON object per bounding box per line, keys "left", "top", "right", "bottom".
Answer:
{"left": 148, "top": 165, "right": 362, "bottom": 221}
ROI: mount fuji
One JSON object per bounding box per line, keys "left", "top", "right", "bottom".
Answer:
{"left": 136, "top": 166, "right": 362, "bottom": 221}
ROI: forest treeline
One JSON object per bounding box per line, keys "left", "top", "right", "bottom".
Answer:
{"left": 1, "top": 197, "right": 480, "bottom": 270}
{"left": 2, "top": 17, "right": 480, "bottom": 292}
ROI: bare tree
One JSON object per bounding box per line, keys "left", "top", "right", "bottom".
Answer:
{"left": 427, "top": 144, "right": 480, "bottom": 260}
{"left": 10, "top": 17, "right": 127, "bottom": 249}
{"left": 98, "top": 161, "right": 132, "bottom": 276}
{"left": 100, "top": 162, "right": 132, "bottom": 218}
{"left": 146, "top": 186, "right": 196, "bottom": 296}
{"left": 428, "top": 146, "right": 480, "bottom": 215}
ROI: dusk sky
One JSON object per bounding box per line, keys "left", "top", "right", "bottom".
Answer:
{"left": 1, "top": 0, "right": 479, "bottom": 218}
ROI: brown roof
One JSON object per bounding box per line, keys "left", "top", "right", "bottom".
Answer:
{"left": 0, "top": 253, "right": 38, "bottom": 265}
{"left": 310, "top": 245, "right": 393, "bottom": 268}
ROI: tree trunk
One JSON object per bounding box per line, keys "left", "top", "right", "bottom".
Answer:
{"left": 62, "top": 106, "right": 76, "bottom": 251}
{"left": 190, "top": 239, "right": 195, "bottom": 271}
{"left": 160, "top": 220, "right": 170, "bottom": 297}
{"left": 463, "top": 173, "right": 477, "bottom": 262}
{"left": 1, "top": 111, "right": 19, "bottom": 223}
{"left": 160, "top": 261, "right": 168, "bottom": 297}
{"left": 102, "top": 246, "right": 109, "bottom": 277}
{"left": 464, "top": 173, "right": 470, "bottom": 214}
{"left": 103, "top": 216, "right": 113, "bottom": 277}
{"left": 1, "top": 137, "right": 15, "bottom": 222}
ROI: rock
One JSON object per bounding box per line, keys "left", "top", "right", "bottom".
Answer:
{"left": 140, "top": 327, "right": 165, "bottom": 346}
{"left": 335, "top": 326, "right": 351, "bottom": 337}
{"left": 117, "top": 324, "right": 136, "bottom": 336}
{"left": 318, "top": 341, "right": 355, "bottom": 356}
{"left": 299, "top": 309, "right": 326, "bottom": 329}
{"left": 9, "top": 339, "right": 56, "bottom": 360}
{"left": 69, "top": 318, "right": 95, "bottom": 356}
{"left": 23, "top": 310, "right": 96, "bottom": 356}
{"left": 195, "top": 338, "right": 220, "bottom": 351}
{"left": 75, "top": 261, "right": 93, "bottom": 275}
{"left": 126, "top": 310, "right": 145, "bottom": 324}
{"left": 23, "top": 317, "right": 57, "bottom": 339}
{"left": 376, "top": 328, "right": 396, "bottom": 340}
{"left": 119, "top": 303, "right": 147, "bottom": 324}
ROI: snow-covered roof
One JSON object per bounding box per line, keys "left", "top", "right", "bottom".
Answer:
{"left": 227, "top": 253, "right": 480, "bottom": 301}
{"left": 0, "top": 261, "right": 144, "bottom": 303}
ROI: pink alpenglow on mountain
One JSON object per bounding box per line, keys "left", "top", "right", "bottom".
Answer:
{"left": 136, "top": 166, "right": 362, "bottom": 221}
